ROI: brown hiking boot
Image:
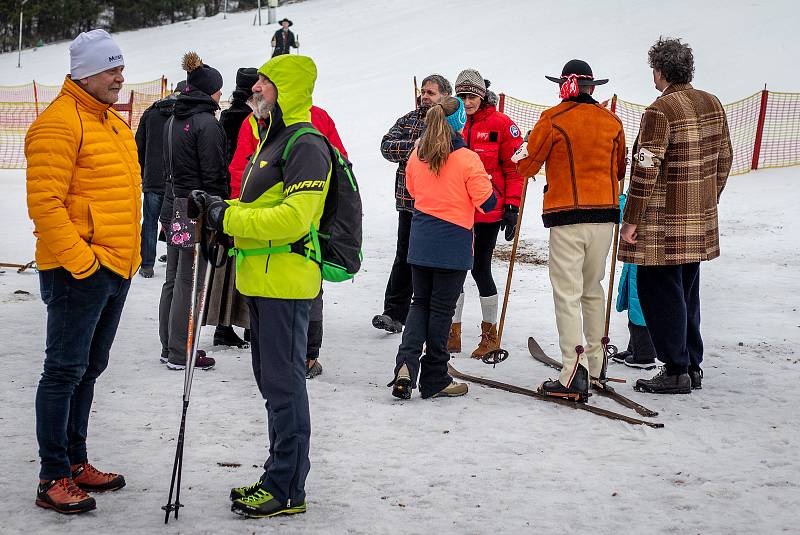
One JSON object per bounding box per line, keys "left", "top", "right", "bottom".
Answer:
{"left": 36, "top": 477, "right": 96, "bottom": 514}
{"left": 71, "top": 462, "right": 126, "bottom": 492}
{"left": 470, "top": 322, "right": 499, "bottom": 359}
{"left": 430, "top": 381, "right": 469, "bottom": 398}
{"left": 447, "top": 323, "right": 462, "bottom": 353}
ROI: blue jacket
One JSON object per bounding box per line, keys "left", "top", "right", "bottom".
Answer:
{"left": 615, "top": 193, "right": 646, "bottom": 326}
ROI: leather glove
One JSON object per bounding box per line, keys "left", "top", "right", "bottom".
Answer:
{"left": 499, "top": 204, "right": 519, "bottom": 242}
{"left": 188, "top": 190, "right": 228, "bottom": 232}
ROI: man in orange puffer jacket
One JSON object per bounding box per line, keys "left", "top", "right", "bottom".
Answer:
{"left": 26, "top": 29, "right": 140, "bottom": 515}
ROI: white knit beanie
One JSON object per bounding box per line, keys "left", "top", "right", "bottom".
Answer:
{"left": 69, "top": 29, "right": 124, "bottom": 80}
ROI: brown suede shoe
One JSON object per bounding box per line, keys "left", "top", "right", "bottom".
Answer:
{"left": 447, "top": 323, "right": 462, "bottom": 353}
{"left": 471, "top": 322, "right": 499, "bottom": 358}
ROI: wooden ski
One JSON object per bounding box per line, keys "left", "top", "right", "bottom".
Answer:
{"left": 448, "top": 364, "right": 663, "bottom": 428}
{"left": 527, "top": 337, "right": 659, "bottom": 418}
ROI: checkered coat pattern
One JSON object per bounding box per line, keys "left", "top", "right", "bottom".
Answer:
{"left": 619, "top": 83, "right": 733, "bottom": 266}
{"left": 380, "top": 108, "right": 427, "bottom": 212}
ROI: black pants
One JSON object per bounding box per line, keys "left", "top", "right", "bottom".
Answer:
{"left": 249, "top": 297, "right": 312, "bottom": 505}
{"left": 307, "top": 288, "right": 323, "bottom": 360}
{"left": 382, "top": 210, "right": 413, "bottom": 323}
{"left": 471, "top": 221, "right": 501, "bottom": 296}
{"left": 636, "top": 262, "right": 702, "bottom": 375}
{"left": 394, "top": 266, "right": 467, "bottom": 398}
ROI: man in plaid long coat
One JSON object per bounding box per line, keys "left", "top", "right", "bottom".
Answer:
{"left": 619, "top": 37, "right": 732, "bottom": 394}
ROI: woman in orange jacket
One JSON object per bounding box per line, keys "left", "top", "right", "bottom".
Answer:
{"left": 388, "top": 96, "right": 496, "bottom": 400}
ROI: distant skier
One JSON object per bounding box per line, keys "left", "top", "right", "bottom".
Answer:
{"left": 388, "top": 96, "right": 496, "bottom": 400}
{"left": 26, "top": 29, "right": 139, "bottom": 515}
{"left": 514, "top": 59, "right": 626, "bottom": 402}
{"left": 372, "top": 74, "right": 452, "bottom": 334}
{"left": 620, "top": 37, "right": 732, "bottom": 394}
{"left": 448, "top": 68, "right": 524, "bottom": 358}
{"left": 271, "top": 18, "right": 298, "bottom": 56}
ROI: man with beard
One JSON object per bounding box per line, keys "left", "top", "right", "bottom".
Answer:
{"left": 372, "top": 74, "right": 452, "bottom": 334}
{"left": 189, "top": 54, "right": 331, "bottom": 518}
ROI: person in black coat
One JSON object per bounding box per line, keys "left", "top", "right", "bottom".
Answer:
{"left": 135, "top": 80, "right": 186, "bottom": 278}
{"left": 219, "top": 68, "right": 258, "bottom": 165}
{"left": 158, "top": 52, "right": 227, "bottom": 370}
{"left": 205, "top": 67, "right": 259, "bottom": 349}
{"left": 271, "top": 18, "right": 298, "bottom": 56}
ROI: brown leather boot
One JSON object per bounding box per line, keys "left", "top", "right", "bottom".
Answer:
{"left": 447, "top": 323, "right": 462, "bottom": 353}
{"left": 471, "top": 322, "right": 499, "bottom": 359}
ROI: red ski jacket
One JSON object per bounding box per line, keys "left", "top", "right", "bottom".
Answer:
{"left": 462, "top": 104, "right": 524, "bottom": 223}
{"left": 229, "top": 105, "right": 347, "bottom": 199}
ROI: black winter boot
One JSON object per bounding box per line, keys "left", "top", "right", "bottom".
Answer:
{"left": 213, "top": 325, "right": 249, "bottom": 348}
{"left": 634, "top": 367, "right": 691, "bottom": 394}
{"left": 538, "top": 364, "right": 590, "bottom": 403}
{"left": 689, "top": 367, "right": 703, "bottom": 390}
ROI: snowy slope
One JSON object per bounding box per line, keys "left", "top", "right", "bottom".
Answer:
{"left": 1, "top": 0, "right": 800, "bottom": 533}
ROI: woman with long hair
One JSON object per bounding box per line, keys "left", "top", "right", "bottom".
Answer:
{"left": 389, "top": 96, "right": 497, "bottom": 400}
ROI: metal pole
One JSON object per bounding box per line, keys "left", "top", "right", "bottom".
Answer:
{"left": 268, "top": 6, "right": 276, "bottom": 24}
{"left": 257, "top": 0, "right": 262, "bottom": 26}
{"left": 223, "top": 0, "right": 227, "bottom": 19}
{"left": 17, "top": 0, "right": 28, "bottom": 68}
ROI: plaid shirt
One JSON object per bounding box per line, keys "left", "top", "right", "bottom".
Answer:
{"left": 380, "top": 108, "right": 427, "bottom": 212}
{"left": 620, "top": 83, "right": 733, "bottom": 266}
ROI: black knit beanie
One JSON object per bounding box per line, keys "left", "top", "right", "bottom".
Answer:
{"left": 182, "top": 51, "right": 223, "bottom": 96}
{"left": 235, "top": 67, "right": 259, "bottom": 94}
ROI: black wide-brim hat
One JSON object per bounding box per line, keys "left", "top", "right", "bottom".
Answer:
{"left": 545, "top": 59, "right": 608, "bottom": 86}
{"left": 278, "top": 18, "right": 293, "bottom": 26}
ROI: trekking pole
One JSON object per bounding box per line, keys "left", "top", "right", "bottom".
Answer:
{"left": 482, "top": 176, "right": 530, "bottom": 367}
{"left": 599, "top": 174, "right": 627, "bottom": 383}
{"left": 163, "top": 218, "right": 215, "bottom": 524}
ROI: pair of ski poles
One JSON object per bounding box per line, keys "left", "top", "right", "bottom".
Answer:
{"left": 162, "top": 216, "right": 216, "bottom": 524}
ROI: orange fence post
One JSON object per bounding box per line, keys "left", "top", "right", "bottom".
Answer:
{"left": 751, "top": 85, "right": 769, "bottom": 170}
{"left": 498, "top": 93, "right": 505, "bottom": 114}
{"left": 33, "top": 80, "right": 39, "bottom": 116}
{"left": 128, "top": 91, "right": 134, "bottom": 124}
{"left": 610, "top": 93, "right": 618, "bottom": 114}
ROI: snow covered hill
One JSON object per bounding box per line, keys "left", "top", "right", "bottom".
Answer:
{"left": 1, "top": 0, "right": 799, "bottom": 533}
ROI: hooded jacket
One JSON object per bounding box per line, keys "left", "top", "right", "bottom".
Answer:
{"left": 159, "top": 90, "right": 229, "bottom": 225}
{"left": 135, "top": 94, "right": 178, "bottom": 194}
{"left": 228, "top": 105, "right": 347, "bottom": 199}
{"left": 223, "top": 55, "right": 332, "bottom": 299}
{"left": 26, "top": 76, "right": 142, "bottom": 280}
{"left": 462, "top": 104, "right": 525, "bottom": 223}
{"left": 219, "top": 94, "right": 253, "bottom": 165}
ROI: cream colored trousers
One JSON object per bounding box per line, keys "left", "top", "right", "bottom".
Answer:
{"left": 548, "top": 223, "right": 614, "bottom": 385}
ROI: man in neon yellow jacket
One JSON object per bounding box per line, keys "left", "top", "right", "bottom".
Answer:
{"left": 190, "top": 54, "right": 330, "bottom": 518}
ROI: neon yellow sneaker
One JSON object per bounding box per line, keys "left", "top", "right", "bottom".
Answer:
{"left": 230, "top": 488, "right": 306, "bottom": 518}
{"left": 229, "top": 479, "right": 263, "bottom": 502}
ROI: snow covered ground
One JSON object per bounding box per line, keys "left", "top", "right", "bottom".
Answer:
{"left": 1, "top": 0, "right": 799, "bottom": 533}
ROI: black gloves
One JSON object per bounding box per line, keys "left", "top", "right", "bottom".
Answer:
{"left": 499, "top": 204, "right": 519, "bottom": 241}
{"left": 188, "top": 190, "right": 228, "bottom": 233}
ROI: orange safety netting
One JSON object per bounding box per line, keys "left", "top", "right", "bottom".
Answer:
{"left": 500, "top": 89, "right": 800, "bottom": 178}
{"left": 0, "top": 78, "right": 165, "bottom": 169}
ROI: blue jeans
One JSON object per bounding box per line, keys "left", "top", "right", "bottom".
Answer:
{"left": 36, "top": 267, "right": 131, "bottom": 480}
{"left": 141, "top": 191, "right": 164, "bottom": 269}
{"left": 249, "top": 297, "right": 312, "bottom": 506}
